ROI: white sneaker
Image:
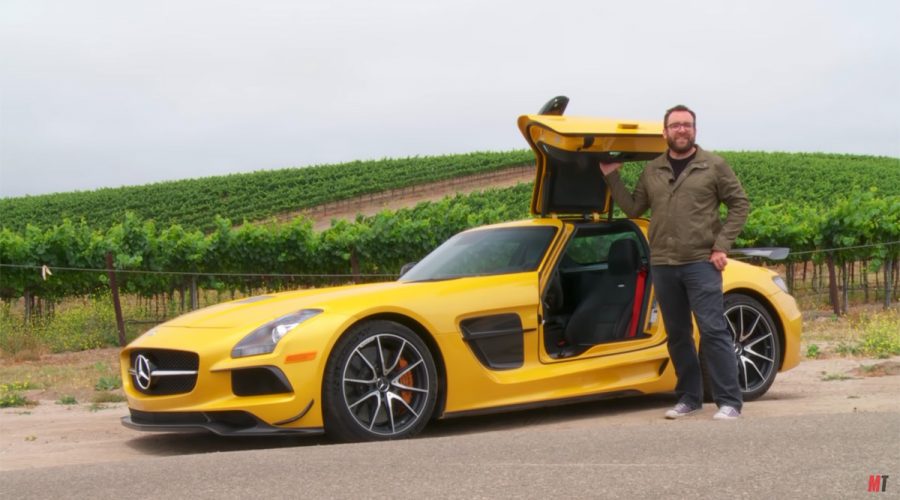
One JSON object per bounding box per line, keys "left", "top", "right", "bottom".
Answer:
{"left": 713, "top": 406, "right": 741, "bottom": 420}
{"left": 664, "top": 402, "right": 700, "bottom": 419}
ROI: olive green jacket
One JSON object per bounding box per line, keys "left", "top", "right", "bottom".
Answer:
{"left": 604, "top": 146, "right": 749, "bottom": 266}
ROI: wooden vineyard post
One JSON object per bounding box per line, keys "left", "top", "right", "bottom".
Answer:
{"left": 825, "top": 253, "right": 840, "bottom": 316}
{"left": 191, "top": 275, "right": 199, "bottom": 310}
{"left": 885, "top": 258, "right": 894, "bottom": 310}
{"left": 106, "top": 252, "right": 127, "bottom": 346}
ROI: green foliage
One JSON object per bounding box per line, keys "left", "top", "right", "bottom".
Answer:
{"left": 806, "top": 344, "right": 821, "bottom": 359}
{"left": 859, "top": 314, "right": 900, "bottom": 358}
{"left": 1, "top": 151, "right": 534, "bottom": 233}
{"left": 723, "top": 152, "right": 900, "bottom": 207}
{"left": 736, "top": 203, "right": 822, "bottom": 259}
{"left": 828, "top": 311, "right": 900, "bottom": 358}
{"left": 38, "top": 300, "right": 119, "bottom": 353}
{"left": 820, "top": 372, "right": 852, "bottom": 381}
{"left": 56, "top": 395, "right": 77, "bottom": 405}
{"left": 0, "top": 297, "right": 120, "bottom": 355}
{"left": 91, "top": 392, "right": 126, "bottom": 403}
{"left": 0, "top": 380, "right": 37, "bottom": 407}
{"left": 0, "top": 304, "right": 43, "bottom": 355}
{"left": 94, "top": 375, "right": 122, "bottom": 391}
{"left": 0, "top": 391, "right": 28, "bottom": 407}
{"left": 614, "top": 152, "right": 900, "bottom": 207}
{"left": 815, "top": 188, "right": 900, "bottom": 265}
{"left": 834, "top": 342, "right": 863, "bottom": 356}
{"left": 1, "top": 381, "right": 36, "bottom": 391}
{"left": 0, "top": 150, "right": 898, "bottom": 312}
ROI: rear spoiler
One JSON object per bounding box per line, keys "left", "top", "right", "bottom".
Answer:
{"left": 729, "top": 247, "right": 790, "bottom": 261}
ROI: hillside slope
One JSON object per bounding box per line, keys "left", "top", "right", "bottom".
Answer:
{"left": 304, "top": 164, "right": 533, "bottom": 230}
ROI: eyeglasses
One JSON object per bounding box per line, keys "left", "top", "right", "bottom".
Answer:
{"left": 666, "top": 122, "right": 695, "bottom": 131}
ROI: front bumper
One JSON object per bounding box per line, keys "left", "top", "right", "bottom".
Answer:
{"left": 771, "top": 290, "right": 802, "bottom": 371}
{"left": 122, "top": 408, "right": 324, "bottom": 437}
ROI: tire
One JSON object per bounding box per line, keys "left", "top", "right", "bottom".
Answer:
{"left": 323, "top": 320, "right": 438, "bottom": 442}
{"left": 723, "top": 293, "right": 781, "bottom": 401}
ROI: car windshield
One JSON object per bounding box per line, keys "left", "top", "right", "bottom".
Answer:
{"left": 400, "top": 226, "right": 557, "bottom": 282}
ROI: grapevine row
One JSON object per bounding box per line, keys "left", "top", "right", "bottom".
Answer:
{"left": 2, "top": 184, "right": 898, "bottom": 306}
{"left": 0, "top": 151, "right": 534, "bottom": 232}
{"left": 3, "top": 151, "right": 897, "bottom": 234}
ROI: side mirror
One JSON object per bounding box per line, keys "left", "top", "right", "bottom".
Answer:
{"left": 399, "top": 261, "right": 418, "bottom": 278}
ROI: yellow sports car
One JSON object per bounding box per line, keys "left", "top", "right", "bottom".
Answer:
{"left": 120, "top": 98, "right": 801, "bottom": 441}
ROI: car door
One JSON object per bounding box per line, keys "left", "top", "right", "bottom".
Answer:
{"left": 538, "top": 221, "right": 669, "bottom": 369}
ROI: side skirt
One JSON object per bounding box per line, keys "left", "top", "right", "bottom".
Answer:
{"left": 439, "top": 389, "right": 643, "bottom": 419}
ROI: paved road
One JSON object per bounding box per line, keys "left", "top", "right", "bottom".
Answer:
{"left": 3, "top": 407, "right": 897, "bottom": 499}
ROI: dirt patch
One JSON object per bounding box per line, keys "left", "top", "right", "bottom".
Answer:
{"left": 850, "top": 360, "right": 900, "bottom": 377}
{"left": 296, "top": 165, "right": 534, "bottom": 230}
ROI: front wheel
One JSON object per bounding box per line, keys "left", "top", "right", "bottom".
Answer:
{"left": 323, "top": 320, "right": 438, "bottom": 442}
{"left": 724, "top": 293, "right": 781, "bottom": 401}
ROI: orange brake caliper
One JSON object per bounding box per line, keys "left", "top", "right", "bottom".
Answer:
{"left": 397, "top": 358, "right": 413, "bottom": 405}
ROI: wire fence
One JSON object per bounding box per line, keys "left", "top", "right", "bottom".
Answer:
{"left": 0, "top": 263, "right": 396, "bottom": 279}
{"left": 4, "top": 240, "right": 897, "bottom": 280}
{"left": 1, "top": 240, "right": 897, "bottom": 339}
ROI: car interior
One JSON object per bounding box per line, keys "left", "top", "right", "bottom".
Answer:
{"left": 542, "top": 222, "right": 651, "bottom": 358}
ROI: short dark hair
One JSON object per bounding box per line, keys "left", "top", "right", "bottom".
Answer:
{"left": 664, "top": 105, "right": 696, "bottom": 127}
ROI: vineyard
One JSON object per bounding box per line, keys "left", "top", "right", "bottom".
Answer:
{"left": 0, "top": 151, "right": 534, "bottom": 233}
{"left": 1, "top": 151, "right": 899, "bottom": 335}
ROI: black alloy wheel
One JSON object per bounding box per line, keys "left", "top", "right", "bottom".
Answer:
{"left": 323, "top": 320, "right": 438, "bottom": 442}
{"left": 724, "top": 293, "right": 781, "bottom": 401}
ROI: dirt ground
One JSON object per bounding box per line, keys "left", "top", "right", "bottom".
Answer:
{"left": 1, "top": 351, "right": 898, "bottom": 472}
{"left": 302, "top": 165, "right": 534, "bottom": 230}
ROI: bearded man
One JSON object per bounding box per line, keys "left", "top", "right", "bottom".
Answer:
{"left": 599, "top": 105, "right": 749, "bottom": 420}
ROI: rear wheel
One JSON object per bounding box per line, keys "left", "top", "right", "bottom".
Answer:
{"left": 724, "top": 293, "right": 781, "bottom": 401}
{"left": 323, "top": 320, "right": 437, "bottom": 442}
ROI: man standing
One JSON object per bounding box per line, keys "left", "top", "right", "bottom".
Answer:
{"left": 599, "top": 105, "right": 749, "bottom": 420}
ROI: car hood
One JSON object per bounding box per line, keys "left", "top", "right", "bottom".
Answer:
{"left": 162, "top": 282, "right": 402, "bottom": 330}
{"left": 150, "top": 270, "right": 538, "bottom": 332}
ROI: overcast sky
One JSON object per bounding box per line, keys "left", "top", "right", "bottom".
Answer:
{"left": 1, "top": 0, "right": 898, "bottom": 198}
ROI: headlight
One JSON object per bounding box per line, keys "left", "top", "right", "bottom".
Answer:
{"left": 772, "top": 276, "right": 789, "bottom": 294}
{"left": 231, "top": 309, "right": 323, "bottom": 358}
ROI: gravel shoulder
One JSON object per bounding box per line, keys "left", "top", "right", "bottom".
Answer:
{"left": 2, "top": 355, "right": 897, "bottom": 472}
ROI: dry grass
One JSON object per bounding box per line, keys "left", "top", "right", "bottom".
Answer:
{"left": 0, "top": 347, "right": 122, "bottom": 404}
{"left": 801, "top": 305, "right": 900, "bottom": 358}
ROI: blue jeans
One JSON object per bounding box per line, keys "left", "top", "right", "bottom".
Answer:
{"left": 652, "top": 262, "right": 742, "bottom": 410}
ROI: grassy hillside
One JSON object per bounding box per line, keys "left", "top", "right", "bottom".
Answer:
{"left": 0, "top": 151, "right": 533, "bottom": 233}
{"left": 1, "top": 151, "right": 896, "bottom": 235}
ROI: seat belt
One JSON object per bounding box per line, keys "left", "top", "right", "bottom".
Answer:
{"left": 626, "top": 267, "right": 647, "bottom": 338}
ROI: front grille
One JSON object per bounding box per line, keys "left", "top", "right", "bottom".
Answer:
{"left": 130, "top": 349, "right": 199, "bottom": 396}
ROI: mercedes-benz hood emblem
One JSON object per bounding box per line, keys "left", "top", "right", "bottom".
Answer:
{"left": 134, "top": 354, "right": 153, "bottom": 390}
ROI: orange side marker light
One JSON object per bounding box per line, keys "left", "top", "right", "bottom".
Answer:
{"left": 285, "top": 351, "right": 317, "bottom": 363}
